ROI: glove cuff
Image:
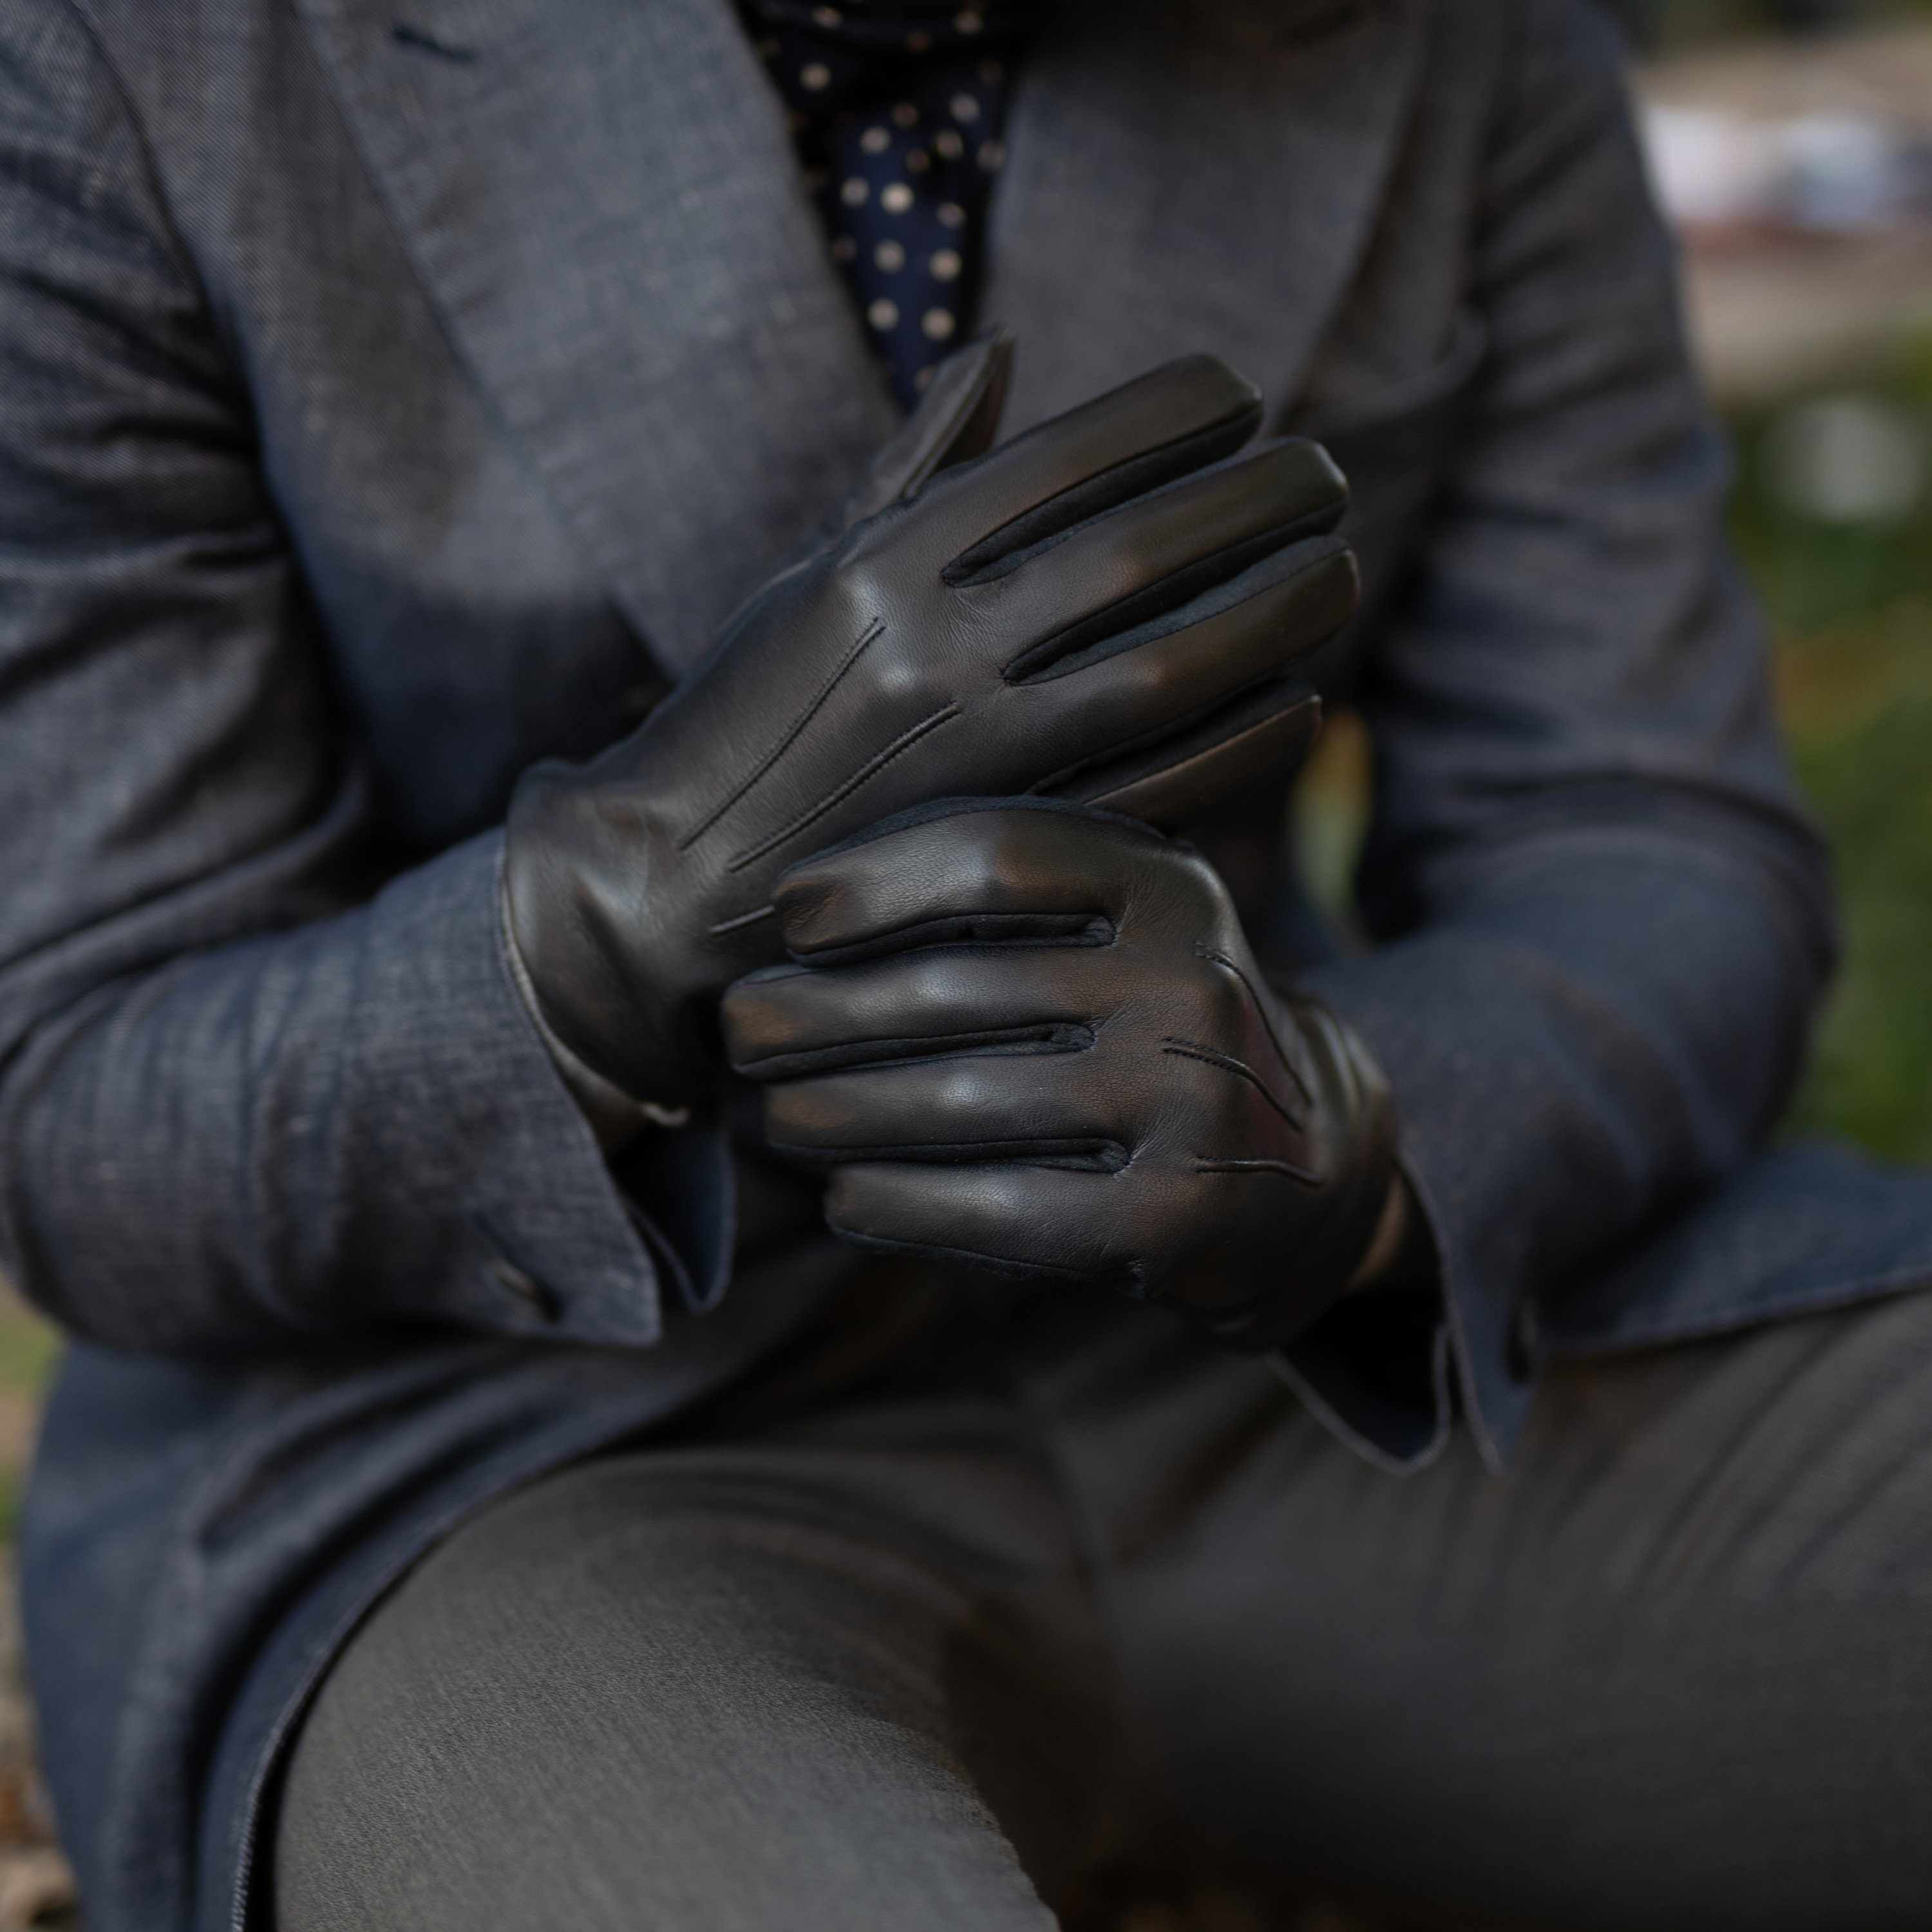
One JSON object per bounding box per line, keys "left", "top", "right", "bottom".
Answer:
{"left": 497, "top": 866, "right": 690, "bottom": 1155}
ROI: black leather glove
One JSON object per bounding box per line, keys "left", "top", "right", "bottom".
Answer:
{"left": 721, "top": 799, "right": 1398, "bottom": 1349}
{"left": 505, "top": 339, "right": 1359, "bottom": 1108}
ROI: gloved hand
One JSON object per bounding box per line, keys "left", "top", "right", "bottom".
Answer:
{"left": 720, "top": 799, "right": 1398, "bottom": 1349}
{"left": 505, "top": 336, "right": 1359, "bottom": 1108}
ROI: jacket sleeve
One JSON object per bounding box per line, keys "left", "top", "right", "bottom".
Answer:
{"left": 0, "top": 4, "right": 716, "bottom": 1356}
{"left": 1291, "top": 0, "right": 1837, "bottom": 1468}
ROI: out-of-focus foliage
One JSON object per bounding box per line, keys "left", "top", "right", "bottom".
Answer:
{"left": 1293, "top": 350, "right": 1932, "bottom": 1168}
{"left": 1730, "top": 360, "right": 1932, "bottom": 1162}
{"left": 0, "top": 1287, "right": 56, "bottom": 1542}
{"left": 1609, "top": 0, "right": 1932, "bottom": 54}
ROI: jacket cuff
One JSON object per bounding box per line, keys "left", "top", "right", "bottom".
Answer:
{"left": 1269, "top": 1157, "right": 1455, "bottom": 1472}
{"left": 1298, "top": 938, "right": 1560, "bottom": 1471}
{"left": 339, "top": 831, "right": 729, "bottom": 1346}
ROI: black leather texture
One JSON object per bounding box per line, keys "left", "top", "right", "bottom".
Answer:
{"left": 504, "top": 343, "right": 1358, "bottom": 1103}
{"left": 722, "top": 799, "right": 1396, "bottom": 1345}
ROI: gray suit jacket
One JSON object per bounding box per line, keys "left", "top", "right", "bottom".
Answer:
{"left": 4, "top": 1, "right": 1929, "bottom": 1926}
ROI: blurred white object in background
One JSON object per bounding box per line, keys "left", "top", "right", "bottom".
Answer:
{"left": 1643, "top": 105, "right": 1783, "bottom": 227}
{"left": 1763, "top": 393, "right": 1926, "bottom": 522}
{"left": 1780, "top": 115, "right": 1909, "bottom": 232}
{"left": 1634, "top": 24, "right": 1932, "bottom": 404}
{"left": 1640, "top": 104, "right": 1913, "bottom": 236}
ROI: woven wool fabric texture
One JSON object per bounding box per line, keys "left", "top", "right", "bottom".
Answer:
{"left": 739, "top": 0, "right": 1030, "bottom": 406}
{"left": 4, "top": 6, "right": 1909, "bottom": 1929}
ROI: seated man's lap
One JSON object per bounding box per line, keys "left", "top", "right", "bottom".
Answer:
{"left": 275, "top": 1272, "right": 1124, "bottom": 1931}
{"left": 277, "top": 1276, "right": 1932, "bottom": 1931}
{"left": 1088, "top": 1286, "right": 1932, "bottom": 1929}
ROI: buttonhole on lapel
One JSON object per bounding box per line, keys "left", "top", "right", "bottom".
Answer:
{"left": 489, "top": 1254, "right": 562, "bottom": 1320}
{"left": 392, "top": 23, "right": 478, "bottom": 61}
{"left": 473, "top": 1214, "right": 562, "bottom": 1320}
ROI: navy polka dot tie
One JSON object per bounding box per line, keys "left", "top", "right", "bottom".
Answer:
{"left": 741, "top": 1, "right": 1032, "bottom": 408}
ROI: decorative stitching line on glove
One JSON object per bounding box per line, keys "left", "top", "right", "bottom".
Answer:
{"left": 722, "top": 797, "right": 1398, "bottom": 1349}
{"left": 504, "top": 334, "right": 1361, "bottom": 1113}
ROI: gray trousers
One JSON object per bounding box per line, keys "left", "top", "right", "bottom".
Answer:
{"left": 274, "top": 1267, "right": 1932, "bottom": 1931}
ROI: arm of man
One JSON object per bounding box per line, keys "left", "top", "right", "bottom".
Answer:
{"left": 0, "top": 5, "right": 1358, "bottom": 1359}
{"left": 716, "top": 2, "right": 1834, "bottom": 1473}
{"left": 1293, "top": 0, "right": 1837, "bottom": 1465}
{"left": 0, "top": 6, "right": 687, "bottom": 1355}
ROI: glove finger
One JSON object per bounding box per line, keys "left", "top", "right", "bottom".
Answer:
{"left": 921, "top": 355, "right": 1263, "bottom": 573}
{"left": 984, "top": 440, "right": 1346, "bottom": 671}
{"left": 1059, "top": 681, "right": 1325, "bottom": 831}
{"left": 835, "top": 328, "right": 1014, "bottom": 533}
{"left": 770, "top": 799, "right": 1158, "bottom": 961}
{"left": 724, "top": 947, "right": 1108, "bottom": 1080}
{"left": 1006, "top": 528, "right": 1351, "bottom": 766}
{"left": 755, "top": 331, "right": 1014, "bottom": 585}
{"left": 824, "top": 1162, "right": 1142, "bottom": 1286}
{"left": 762, "top": 1048, "right": 1127, "bottom": 1164}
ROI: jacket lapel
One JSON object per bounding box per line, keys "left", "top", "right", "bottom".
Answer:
{"left": 293, "top": 0, "right": 898, "bottom": 670}
{"left": 985, "top": 0, "right": 1434, "bottom": 433}
{"left": 294, "top": 0, "right": 1429, "bottom": 667}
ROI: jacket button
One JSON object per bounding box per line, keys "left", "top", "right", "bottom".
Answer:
{"left": 1507, "top": 1294, "right": 1540, "bottom": 1381}
{"left": 489, "top": 1255, "right": 561, "bottom": 1322}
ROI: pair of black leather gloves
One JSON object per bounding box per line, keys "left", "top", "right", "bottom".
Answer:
{"left": 504, "top": 333, "right": 1401, "bottom": 1349}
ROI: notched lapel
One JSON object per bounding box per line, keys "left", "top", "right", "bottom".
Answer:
{"left": 984, "top": 0, "right": 1434, "bottom": 432}
{"left": 293, "top": 0, "right": 898, "bottom": 670}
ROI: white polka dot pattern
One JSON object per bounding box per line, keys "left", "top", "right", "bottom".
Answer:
{"left": 741, "top": 0, "right": 1025, "bottom": 407}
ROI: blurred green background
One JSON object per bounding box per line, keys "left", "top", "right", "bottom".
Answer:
{"left": 1289, "top": 0, "right": 1932, "bottom": 1177}
{"left": 1733, "top": 362, "right": 1932, "bottom": 1163}
{"left": 1296, "top": 368, "right": 1932, "bottom": 1174}
{"left": 1613, "top": 3, "right": 1932, "bottom": 1163}
{"left": 1609, "top": 0, "right": 1932, "bottom": 49}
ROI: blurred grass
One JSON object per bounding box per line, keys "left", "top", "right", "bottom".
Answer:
{"left": 0, "top": 1308, "right": 55, "bottom": 1418}
{"left": 1611, "top": 0, "right": 1932, "bottom": 53}
{"left": 0, "top": 1285, "right": 55, "bottom": 1544}
{"left": 1730, "top": 359, "right": 1932, "bottom": 1162}
{"left": 1291, "top": 348, "right": 1932, "bottom": 1170}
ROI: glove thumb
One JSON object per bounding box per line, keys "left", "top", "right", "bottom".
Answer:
{"left": 833, "top": 327, "right": 1014, "bottom": 533}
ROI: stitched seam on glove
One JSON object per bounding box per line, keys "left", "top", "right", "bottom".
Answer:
{"left": 726, "top": 701, "right": 962, "bottom": 871}
{"left": 677, "top": 615, "right": 887, "bottom": 850}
